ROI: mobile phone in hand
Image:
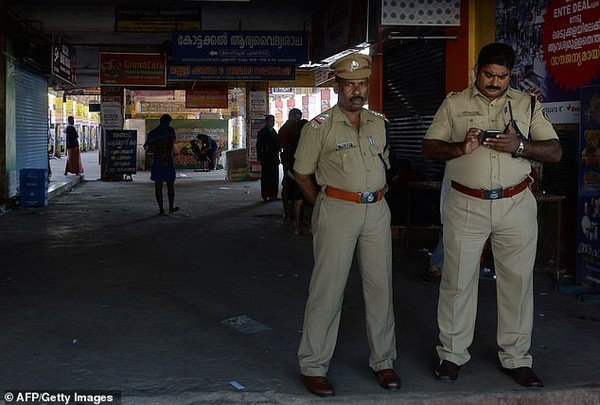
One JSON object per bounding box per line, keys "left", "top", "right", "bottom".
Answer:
{"left": 482, "top": 129, "right": 502, "bottom": 141}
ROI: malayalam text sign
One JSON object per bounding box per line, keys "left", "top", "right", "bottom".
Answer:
{"left": 115, "top": 7, "right": 201, "bottom": 32}
{"left": 185, "top": 87, "right": 228, "bottom": 108}
{"left": 172, "top": 30, "right": 308, "bottom": 65}
{"left": 52, "top": 41, "right": 76, "bottom": 85}
{"left": 542, "top": 0, "right": 600, "bottom": 92}
{"left": 168, "top": 64, "right": 295, "bottom": 81}
{"left": 104, "top": 130, "right": 137, "bottom": 175}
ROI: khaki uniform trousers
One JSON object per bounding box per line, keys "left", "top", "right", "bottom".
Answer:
{"left": 298, "top": 192, "right": 397, "bottom": 376}
{"left": 437, "top": 187, "right": 538, "bottom": 369}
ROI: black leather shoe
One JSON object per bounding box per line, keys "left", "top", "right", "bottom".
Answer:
{"left": 300, "top": 374, "right": 335, "bottom": 397}
{"left": 502, "top": 366, "right": 544, "bottom": 387}
{"left": 434, "top": 360, "right": 460, "bottom": 381}
{"left": 373, "top": 368, "right": 401, "bottom": 389}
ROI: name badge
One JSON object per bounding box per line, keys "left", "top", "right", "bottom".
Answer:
{"left": 336, "top": 142, "right": 354, "bottom": 149}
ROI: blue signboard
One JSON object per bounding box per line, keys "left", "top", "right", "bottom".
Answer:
{"left": 168, "top": 64, "right": 296, "bottom": 82}
{"left": 172, "top": 30, "right": 308, "bottom": 65}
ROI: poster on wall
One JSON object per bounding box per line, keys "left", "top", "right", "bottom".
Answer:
{"left": 248, "top": 91, "right": 268, "bottom": 178}
{"left": 145, "top": 118, "right": 228, "bottom": 169}
{"left": 496, "top": 0, "right": 600, "bottom": 124}
{"left": 101, "top": 102, "right": 124, "bottom": 130}
{"left": 577, "top": 85, "right": 600, "bottom": 291}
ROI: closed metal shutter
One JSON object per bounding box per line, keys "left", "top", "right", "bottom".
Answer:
{"left": 383, "top": 39, "right": 446, "bottom": 180}
{"left": 16, "top": 66, "right": 48, "bottom": 174}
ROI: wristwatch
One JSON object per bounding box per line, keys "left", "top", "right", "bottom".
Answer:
{"left": 512, "top": 138, "right": 525, "bottom": 158}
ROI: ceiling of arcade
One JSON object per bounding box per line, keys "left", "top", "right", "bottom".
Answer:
{"left": 1, "top": 0, "right": 331, "bottom": 90}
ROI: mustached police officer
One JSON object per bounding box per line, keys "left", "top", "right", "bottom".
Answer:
{"left": 294, "top": 54, "right": 401, "bottom": 397}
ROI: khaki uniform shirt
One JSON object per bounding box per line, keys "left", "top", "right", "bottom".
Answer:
{"left": 424, "top": 86, "right": 558, "bottom": 189}
{"left": 294, "top": 105, "right": 389, "bottom": 192}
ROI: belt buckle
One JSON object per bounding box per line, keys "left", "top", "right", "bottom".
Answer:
{"left": 361, "top": 191, "right": 378, "bottom": 204}
{"left": 483, "top": 188, "right": 503, "bottom": 200}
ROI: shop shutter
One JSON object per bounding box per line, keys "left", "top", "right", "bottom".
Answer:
{"left": 383, "top": 39, "right": 446, "bottom": 180}
{"left": 15, "top": 66, "right": 48, "bottom": 174}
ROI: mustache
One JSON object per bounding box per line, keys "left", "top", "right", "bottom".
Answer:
{"left": 485, "top": 85, "right": 501, "bottom": 91}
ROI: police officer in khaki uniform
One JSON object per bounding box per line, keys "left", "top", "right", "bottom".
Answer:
{"left": 294, "top": 54, "right": 400, "bottom": 397}
{"left": 422, "top": 43, "right": 562, "bottom": 387}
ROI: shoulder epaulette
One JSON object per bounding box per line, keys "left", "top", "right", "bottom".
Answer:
{"left": 446, "top": 91, "right": 457, "bottom": 98}
{"left": 366, "top": 110, "right": 386, "bottom": 120}
{"left": 311, "top": 112, "right": 331, "bottom": 128}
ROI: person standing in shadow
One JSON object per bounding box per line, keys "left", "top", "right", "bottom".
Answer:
{"left": 294, "top": 54, "right": 401, "bottom": 397}
{"left": 256, "top": 114, "right": 280, "bottom": 202}
{"left": 279, "top": 108, "right": 303, "bottom": 218}
{"left": 422, "top": 42, "right": 562, "bottom": 388}
{"left": 144, "top": 114, "right": 179, "bottom": 215}
{"left": 64, "top": 116, "right": 84, "bottom": 175}
{"left": 288, "top": 118, "right": 309, "bottom": 235}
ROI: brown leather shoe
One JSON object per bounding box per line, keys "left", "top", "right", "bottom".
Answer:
{"left": 300, "top": 374, "right": 335, "bottom": 397}
{"left": 502, "top": 366, "right": 544, "bottom": 387}
{"left": 373, "top": 368, "right": 401, "bottom": 389}
{"left": 434, "top": 360, "right": 460, "bottom": 381}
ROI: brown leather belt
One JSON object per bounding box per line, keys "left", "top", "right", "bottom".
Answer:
{"left": 451, "top": 179, "right": 529, "bottom": 200}
{"left": 325, "top": 186, "right": 385, "bottom": 204}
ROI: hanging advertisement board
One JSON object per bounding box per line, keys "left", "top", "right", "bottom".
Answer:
{"left": 172, "top": 30, "right": 308, "bottom": 65}
{"left": 115, "top": 7, "right": 201, "bottom": 32}
{"left": 51, "top": 40, "right": 76, "bottom": 86}
{"left": 185, "top": 86, "right": 229, "bottom": 108}
{"left": 99, "top": 53, "right": 166, "bottom": 87}
{"left": 168, "top": 64, "right": 296, "bottom": 81}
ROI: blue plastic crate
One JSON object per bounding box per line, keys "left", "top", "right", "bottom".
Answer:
{"left": 20, "top": 168, "right": 48, "bottom": 180}
{"left": 19, "top": 195, "right": 48, "bottom": 207}
{"left": 20, "top": 179, "right": 47, "bottom": 189}
{"left": 20, "top": 188, "right": 48, "bottom": 198}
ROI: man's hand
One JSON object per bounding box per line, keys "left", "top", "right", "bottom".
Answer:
{"left": 421, "top": 128, "right": 481, "bottom": 161}
{"left": 463, "top": 127, "right": 482, "bottom": 154}
{"left": 481, "top": 123, "right": 521, "bottom": 154}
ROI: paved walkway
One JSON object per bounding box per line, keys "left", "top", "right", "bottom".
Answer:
{"left": 0, "top": 150, "right": 598, "bottom": 404}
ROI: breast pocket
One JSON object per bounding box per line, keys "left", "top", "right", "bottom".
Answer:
{"left": 456, "top": 114, "right": 486, "bottom": 140}
{"left": 327, "top": 147, "right": 359, "bottom": 173}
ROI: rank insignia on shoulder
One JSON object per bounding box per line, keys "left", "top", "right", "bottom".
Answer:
{"left": 367, "top": 110, "right": 385, "bottom": 119}
{"left": 312, "top": 113, "right": 330, "bottom": 128}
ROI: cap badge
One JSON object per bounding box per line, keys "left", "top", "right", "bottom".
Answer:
{"left": 350, "top": 60, "right": 360, "bottom": 71}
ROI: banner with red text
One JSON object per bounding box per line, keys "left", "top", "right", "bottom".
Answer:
{"left": 497, "top": 0, "right": 600, "bottom": 123}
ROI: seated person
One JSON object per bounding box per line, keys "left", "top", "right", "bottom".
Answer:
{"left": 196, "top": 133, "right": 219, "bottom": 171}
{"left": 190, "top": 139, "right": 207, "bottom": 163}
